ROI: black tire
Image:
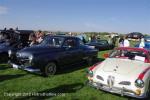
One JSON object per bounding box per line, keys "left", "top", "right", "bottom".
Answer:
{"left": 42, "top": 62, "right": 57, "bottom": 77}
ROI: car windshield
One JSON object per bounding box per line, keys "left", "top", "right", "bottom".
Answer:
{"left": 90, "top": 40, "right": 108, "bottom": 45}
{"left": 38, "top": 36, "right": 64, "bottom": 47}
{"left": 97, "top": 40, "right": 108, "bottom": 44}
{"left": 109, "top": 49, "right": 147, "bottom": 62}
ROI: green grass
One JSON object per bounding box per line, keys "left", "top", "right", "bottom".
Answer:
{"left": 0, "top": 50, "right": 137, "bottom": 100}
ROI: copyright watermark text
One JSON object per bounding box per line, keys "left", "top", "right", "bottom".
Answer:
{"left": 4, "top": 92, "right": 66, "bottom": 97}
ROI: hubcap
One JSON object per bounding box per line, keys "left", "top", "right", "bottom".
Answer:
{"left": 46, "top": 63, "right": 56, "bottom": 75}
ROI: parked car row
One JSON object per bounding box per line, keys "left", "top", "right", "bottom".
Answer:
{"left": 86, "top": 39, "right": 114, "bottom": 51}
{"left": 1, "top": 30, "right": 150, "bottom": 99}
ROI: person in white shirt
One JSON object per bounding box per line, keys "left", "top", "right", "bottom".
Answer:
{"left": 123, "top": 36, "right": 130, "bottom": 47}
{"left": 139, "top": 38, "right": 145, "bottom": 48}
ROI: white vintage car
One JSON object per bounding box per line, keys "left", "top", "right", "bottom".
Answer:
{"left": 87, "top": 47, "right": 150, "bottom": 99}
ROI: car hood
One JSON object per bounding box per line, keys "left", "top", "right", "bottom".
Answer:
{"left": 18, "top": 45, "right": 62, "bottom": 55}
{"left": 86, "top": 43, "right": 100, "bottom": 46}
{"left": 95, "top": 58, "right": 150, "bottom": 76}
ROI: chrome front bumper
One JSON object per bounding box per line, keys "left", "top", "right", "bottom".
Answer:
{"left": 88, "top": 80, "right": 146, "bottom": 99}
{"left": 9, "top": 63, "right": 40, "bottom": 73}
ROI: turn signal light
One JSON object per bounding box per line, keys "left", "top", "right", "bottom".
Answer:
{"left": 135, "top": 89, "right": 141, "bottom": 95}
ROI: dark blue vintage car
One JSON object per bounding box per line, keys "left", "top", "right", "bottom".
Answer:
{"left": 86, "top": 39, "right": 114, "bottom": 51}
{"left": 9, "top": 35, "right": 98, "bottom": 76}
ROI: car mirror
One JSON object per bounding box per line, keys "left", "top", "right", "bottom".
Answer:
{"left": 103, "top": 53, "right": 109, "bottom": 58}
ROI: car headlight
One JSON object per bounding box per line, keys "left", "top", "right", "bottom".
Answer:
{"left": 8, "top": 50, "right": 12, "bottom": 57}
{"left": 135, "top": 79, "right": 144, "bottom": 88}
{"left": 29, "top": 55, "right": 33, "bottom": 63}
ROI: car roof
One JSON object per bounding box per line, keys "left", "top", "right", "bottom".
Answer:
{"left": 116, "top": 47, "right": 149, "bottom": 53}
{"left": 17, "top": 30, "right": 34, "bottom": 34}
{"left": 46, "top": 35, "right": 80, "bottom": 39}
{"left": 129, "top": 32, "right": 143, "bottom": 35}
{"left": 0, "top": 30, "right": 34, "bottom": 35}
{"left": 90, "top": 39, "right": 108, "bottom": 42}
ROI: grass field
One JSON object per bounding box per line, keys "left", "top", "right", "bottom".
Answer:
{"left": 0, "top": 50, "right": 139, "bottom": 100}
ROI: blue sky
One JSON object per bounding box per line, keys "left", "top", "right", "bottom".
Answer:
{"left": 0, "top": 0, "right": 150, "bottom": 33}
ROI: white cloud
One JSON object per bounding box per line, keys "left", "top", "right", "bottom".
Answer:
{"left": 0, "top": 6, "right": 8, "bottom": 15}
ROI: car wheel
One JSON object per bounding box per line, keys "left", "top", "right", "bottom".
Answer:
{"left": 42, "top": 62, "right": 57, "bottom": 77}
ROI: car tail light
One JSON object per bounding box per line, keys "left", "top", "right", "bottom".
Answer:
{"left": 135, "top": 89, "right": 141, "bottom": 95}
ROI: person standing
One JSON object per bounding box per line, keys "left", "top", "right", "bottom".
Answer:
{"left": 82, "top": 36, "right": 86, "bottom": 44}
{"left": 118, "top": 36, "right": 124, "bottom": 47}
{"left": 88, "top": 35, "right": 92, "bottom": 42}
{"left": 29, "top": 33, "right": 38, "bottom": 46}
{"left": 108, "top": 35, "right": 112, "bottom": 44}
{"left": 112, "top": 36, "right": 117, "bottom": 46}
{"left": 36, "top": 30, "right": 44, "bottom": 43}
{"left": 123, "top": 36, "right": 130, "bottom": 47}
{"left": 139, "top": 37, "right": 145, "bottom": 48}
